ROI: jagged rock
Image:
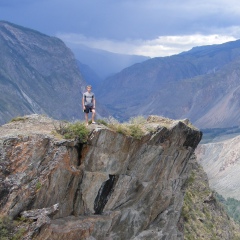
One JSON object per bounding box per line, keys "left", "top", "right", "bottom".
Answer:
{"left": 19, "top": 204, "right": 59, "bottom": 240}
{"left": 0, "top": 114, "right": 202, "bottom": 239}
{"left": 21, "top": 203, "right": 59, "bottom": 220}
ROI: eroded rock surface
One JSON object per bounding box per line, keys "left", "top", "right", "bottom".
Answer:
{"left": 196, "top": 135, "right": 240, "bottom": 200}
{"left": 0, "top": 114, "right": 202, "bottom": 240}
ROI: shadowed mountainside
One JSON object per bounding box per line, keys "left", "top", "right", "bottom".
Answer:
{"left": 68, "top": 44, "right": 150, "bottom": 79}
{"left": 0, "top": 21, "right": 107, "bottom": 125}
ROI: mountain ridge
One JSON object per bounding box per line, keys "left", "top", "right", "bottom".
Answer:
{"left": 97, "top": 39, "right": 240, "bottom": 127}
{"left": 0, "top": 21, "right": 107, "bottom": 124}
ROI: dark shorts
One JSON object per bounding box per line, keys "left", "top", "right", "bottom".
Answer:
{"left": 84, "top": 106, "right": 94, "bottom": 113}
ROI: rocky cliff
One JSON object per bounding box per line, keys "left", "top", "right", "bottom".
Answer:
{"left": 0, "top": 114, "right": 203, "bottom": 239}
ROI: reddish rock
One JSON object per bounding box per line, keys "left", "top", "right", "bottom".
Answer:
{"left": 0, "top": 114, "right": 202, "bottom": 240}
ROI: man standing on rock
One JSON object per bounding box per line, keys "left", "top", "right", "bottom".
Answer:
{"left": 82, "top": 85, "right": 96, "bottom": 125}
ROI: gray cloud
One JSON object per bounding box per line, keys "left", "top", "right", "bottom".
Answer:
{"left": 1, "top": 0, "right": 240, "bottom": 38}
{"left": 1, "top": 0, "right": 240, "bottom": 56}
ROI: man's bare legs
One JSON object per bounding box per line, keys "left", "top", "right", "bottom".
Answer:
{"left": 92, "top": 109, "right": 96, "bottom": 123}
{"left": 85, "top": 113, "right": 89, "bottom": 125}
{"left": 85, "top": 109, "right": 95, "bottom": 125}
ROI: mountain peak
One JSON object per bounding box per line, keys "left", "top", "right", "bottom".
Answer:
{"left": 0, "top": 21, "right": 89, "bottom": 124}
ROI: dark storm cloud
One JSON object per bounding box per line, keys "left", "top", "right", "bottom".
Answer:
{"left": 1, "top": 0, "right": 240, "bottom": 56}
{"left": 1, "top": 0, "right": 240, "bottom": 39}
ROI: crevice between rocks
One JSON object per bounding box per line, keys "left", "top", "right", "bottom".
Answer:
{"left": 72, "top": 173, "right": 84, "bottom": 216}
{"left": 75, "top": 142, "right": 84, "bottom": 166}
{"left": 94, "top": 174, "right": 118, "bottom": 215}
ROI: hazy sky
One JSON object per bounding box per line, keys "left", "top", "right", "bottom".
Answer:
{"left": 1, "top": 0, "right": 240, "bottom": 57}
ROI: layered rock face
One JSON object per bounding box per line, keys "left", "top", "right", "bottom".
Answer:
{"left": 0, "top": 115, "right": 202, "bottom": 240}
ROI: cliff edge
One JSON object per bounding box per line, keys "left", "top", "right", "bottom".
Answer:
{"left": 0, "top": 114, "right": 202, "bottom": 240}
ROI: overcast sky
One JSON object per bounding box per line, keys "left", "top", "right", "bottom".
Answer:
{"left": 1, "top": 0, "right": 240, "bottom": 57}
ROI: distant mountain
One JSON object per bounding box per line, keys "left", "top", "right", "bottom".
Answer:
{"left": 200, "top": 126, "right": 240, "bottom": 144}
{"left": 68, "top": 44, "right": 150, "bottom": 79}
{"left": 196, "top": 132, "right": 240, "bottom": 200}
{"left": 97, "top": 39, "right": 240, "bottom": 127}
{"left": 0, "top": 21, "right": 107, "bottom": 125}
{"left": 76, "top": 60, "right": 102, "bottom": 88}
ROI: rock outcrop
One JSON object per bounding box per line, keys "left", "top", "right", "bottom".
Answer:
{"left": 0, "top": 114, "right": 202, "bottom": 239}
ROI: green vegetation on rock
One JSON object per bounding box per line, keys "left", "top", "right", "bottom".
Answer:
{"left": 36, "top": 181, "right": 42, "bottom": 191}
{"left": 181, "top": 160, "right": 240, "bottom": 240}
{"left": 9, "top": 116, "right": 27, "bottom": 123}
{"left": 54, "top": 121, "right": 90, "bottom": 142}
{"left": 107, "top": 116, "right": 146, "bottom": 140}
{"left": 0, "top": 216, "right": 26, "bottom": 240}
{"left": 216, "top": 193, "right": 240, "bottom": 224}
{"left": 96, "top": 119, "right": 108, "bottom": 126}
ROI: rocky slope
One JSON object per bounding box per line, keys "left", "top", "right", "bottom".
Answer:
{"left": 0, "top": 21, "right": 107, "bottom": 125}
{"left": 181, "top": 157, "right": 240, "bottom": 239}
{"left": 196, "top": 134, "right": 240, "bottom": 200}
{"left": 0, "top": 114, "right": 202, "bottom": 240}
{"left": 97, "top": 40, "right": 240, "bottom": 128}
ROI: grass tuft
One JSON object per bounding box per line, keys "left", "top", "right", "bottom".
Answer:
{"left": 107, "top": 116, "right": 146, "bottom": 140}
{"left": 54, "top": 121, "right": 89, "bottom": 142}
{"left": 10, "top": 116, "right": 26, "bottom": 123}
{"left": 96, "top": 119, "right": 108, "bottom": 126}
{"left": 0, "top": 216, "right": 26, "bottom": 240}
{"left": 36, "top": 181, "right": 42, "bottom": 191}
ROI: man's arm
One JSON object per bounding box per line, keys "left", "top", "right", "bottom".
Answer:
{"left": 93, "top": 97, "right": 96, "bottom": 108}
{"left": 82, "top": 94, "right": 85, "bottom": 109}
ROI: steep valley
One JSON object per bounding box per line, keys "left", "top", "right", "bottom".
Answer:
{"left": 97, "top": 40, "right": 240, "bottom": 128}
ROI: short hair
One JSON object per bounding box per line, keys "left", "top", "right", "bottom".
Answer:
{"left": 87, "top": 85, "right": 92, "bottom": 88}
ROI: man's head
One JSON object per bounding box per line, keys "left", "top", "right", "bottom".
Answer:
{"left": 87, "top": 85, "right": 92, "bottom": 93}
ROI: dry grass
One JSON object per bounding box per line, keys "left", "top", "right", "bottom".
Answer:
{"left": 9, "top": 116, "right": 27, "bottom": 122}
{"left": 105, "top": 116, "right": 147, "bottom": 139}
